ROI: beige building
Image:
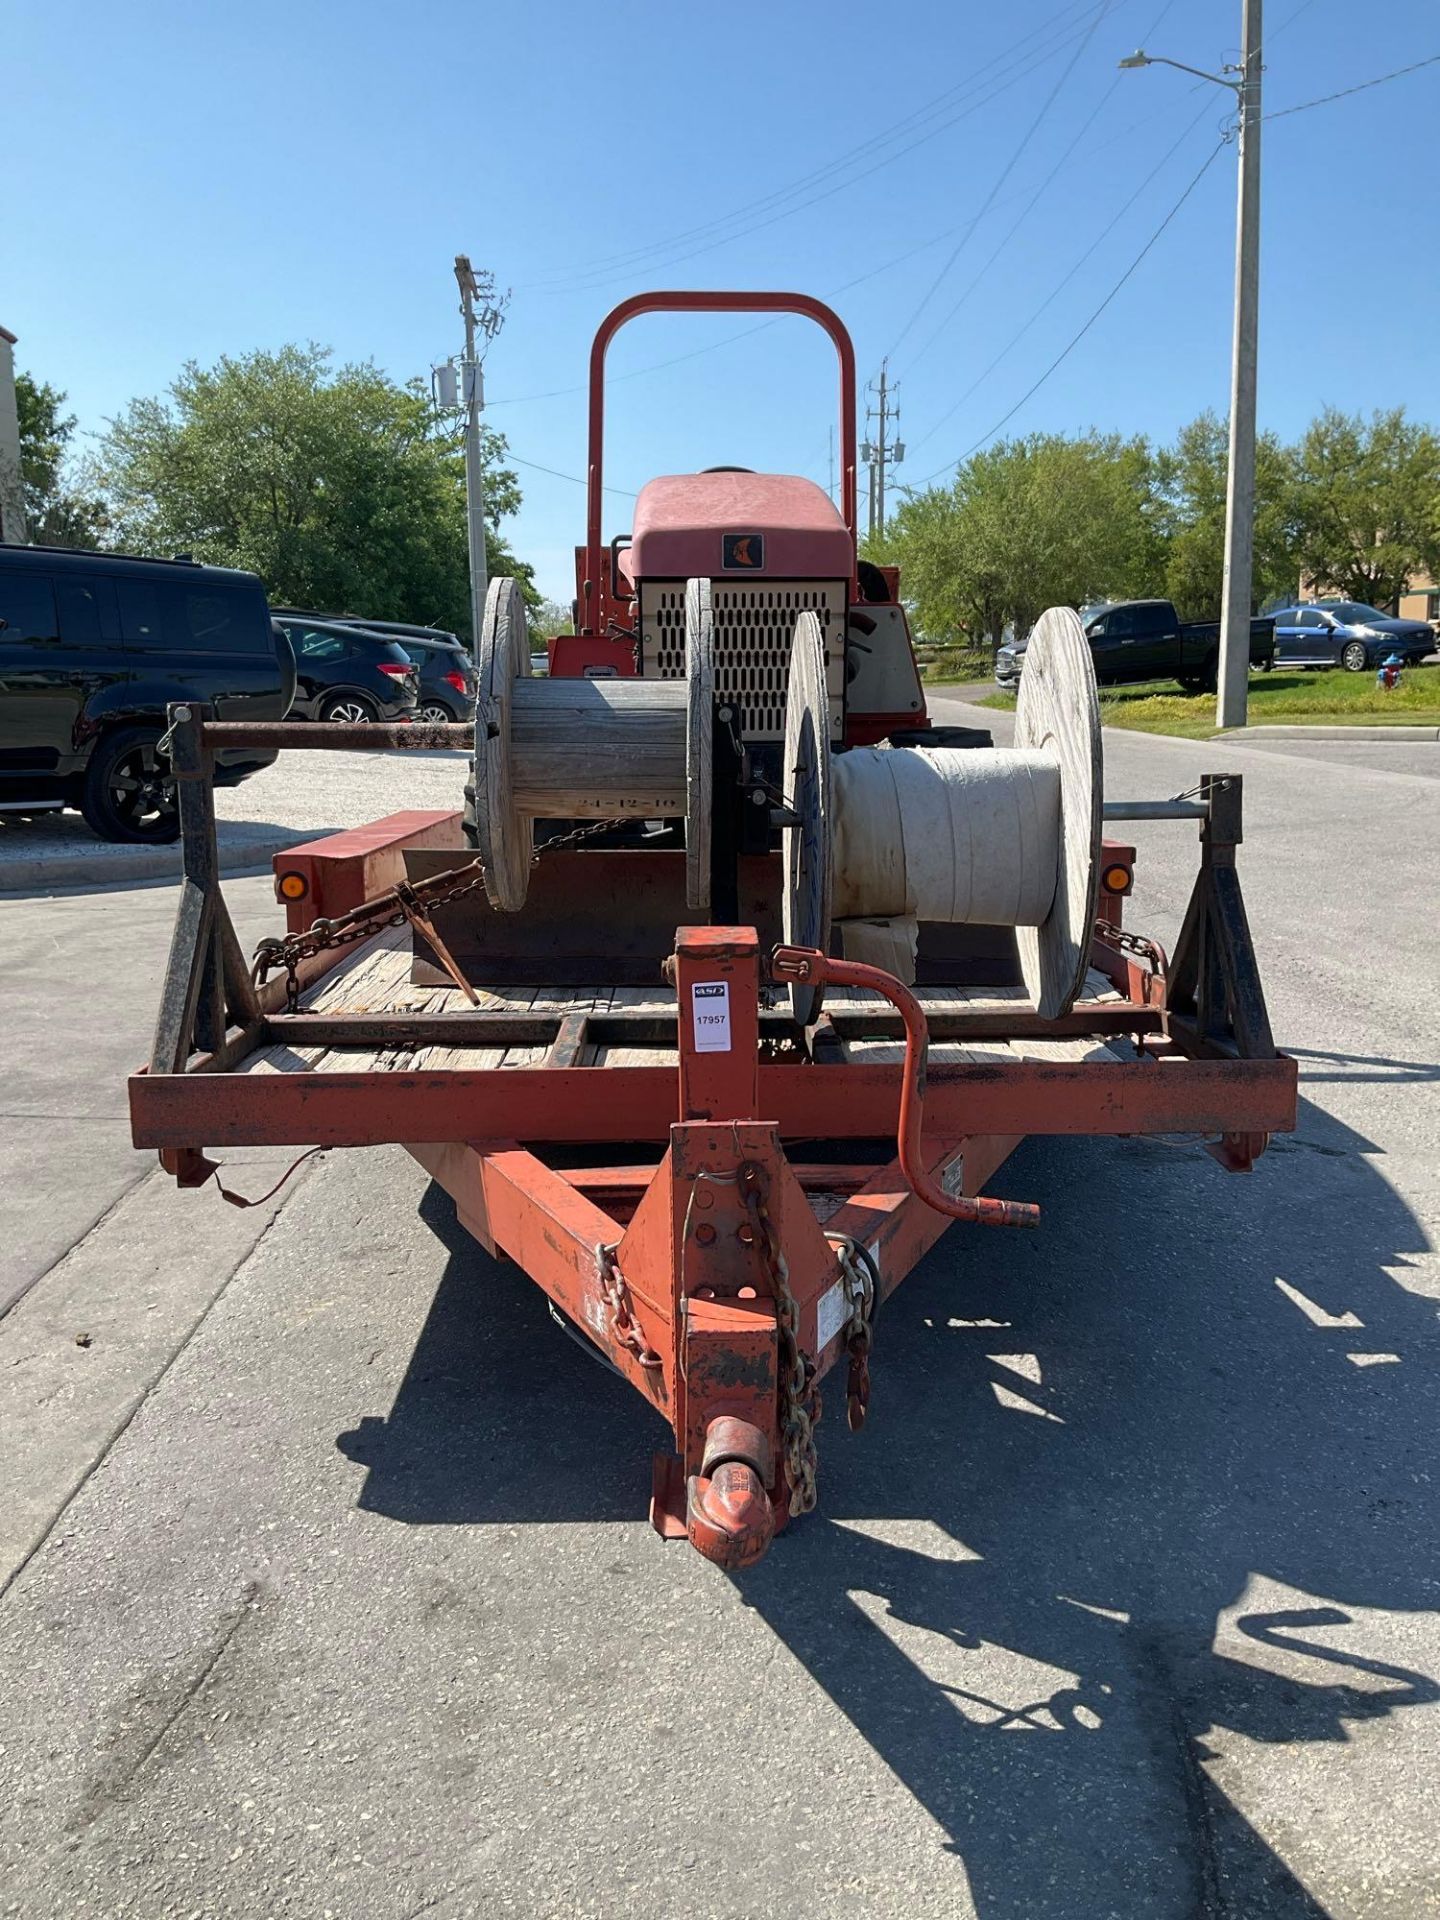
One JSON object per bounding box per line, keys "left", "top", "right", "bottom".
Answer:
{"left": 1398, "top": 572, "right": 1439, "bottom": 627}
{"left": 0, "top": 324, "right": 25, "bottom": 543}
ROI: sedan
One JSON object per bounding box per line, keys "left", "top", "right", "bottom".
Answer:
{"left": 1270, "top": 602, "right": 1435, "bottom": 673}
{"left": 275, "top": 619, "right": 420, "bottom": 722}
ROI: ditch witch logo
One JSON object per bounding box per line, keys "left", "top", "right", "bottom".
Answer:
{"left": 722, "top": 532, "right": 764, "bottom": 570}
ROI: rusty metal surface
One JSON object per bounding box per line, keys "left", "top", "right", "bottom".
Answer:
{"left": 408, "top": 849, "right": 785, "bottom": 987}
{"left": 130, "top": 1053, "right": 1300, "bottom": 1151}
{"left": 201, "top": 720, "right": 470, "bottom": 752}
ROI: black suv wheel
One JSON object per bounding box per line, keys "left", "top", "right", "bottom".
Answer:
{"left": 319, "top": 692, "right": 378, "bottom": 723}
{"left": 80, "top": 725, "right": 180, "bottom": 844}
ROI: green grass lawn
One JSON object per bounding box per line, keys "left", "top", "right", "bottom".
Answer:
{"left": 976, "top": 664, "right": 1440, "bottom": 738}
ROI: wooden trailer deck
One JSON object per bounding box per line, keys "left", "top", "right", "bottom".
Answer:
{"left": 236, "top": 923, "right": 1132, "bottom": 1078}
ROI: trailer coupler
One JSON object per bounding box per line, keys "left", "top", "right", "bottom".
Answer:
{"left": 685, "top": 1416, "right": 776, "bottom": 1569}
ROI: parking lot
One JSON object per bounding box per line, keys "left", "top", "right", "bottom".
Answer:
{"left": 1, "top": 718, "right": 1437, "bottom": 1919}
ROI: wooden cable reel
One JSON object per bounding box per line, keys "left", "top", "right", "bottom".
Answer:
{"left": 781, "top": 604, "right": 1102, "bottom": 1023}
{"left": 473, "top": 576, "right": 715, "bottom": 912}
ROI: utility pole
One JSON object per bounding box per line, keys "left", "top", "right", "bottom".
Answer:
{"left": 1119, "top": 5, "right": 1263, "bottom": 727}
{"left": 1216, "top": 0, "right": 1262, "bottom": 730}
{"left": 862, "top": 361, "right": 905, "bottom": 540}
{"left": 453, "top": 256, "right": 506, "bottom": 648}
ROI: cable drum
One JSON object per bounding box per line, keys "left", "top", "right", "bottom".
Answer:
{"left": 782, "top": 603, "right": 1101, "bottom": 1022}
{"left": 473, "top": 575, "right": 715, "bottom": 912}
{"left": 831, "top": 747, "right": 1061, "bottom": 926}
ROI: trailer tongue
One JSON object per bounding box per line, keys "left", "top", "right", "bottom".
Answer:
{"left": 129, "top": 293, "right": 1296, "bottom": 1569}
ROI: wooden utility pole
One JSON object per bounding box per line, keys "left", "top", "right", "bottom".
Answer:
{"left": 1216, "top": 0, "right": 1263, "bottom": 730}
{"left": 863, "top": 361, "right": 904, "bottom": 539}
{"left": 454, "top": 257, "right": 506, "bottom": 646}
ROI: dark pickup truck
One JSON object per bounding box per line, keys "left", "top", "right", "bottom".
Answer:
{"left": 995, "top": 599, "right": 1275, "bottom": 693}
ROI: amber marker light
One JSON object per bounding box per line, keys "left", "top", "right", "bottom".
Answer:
{"left": 277, "top": 871, "right": 308, "bottom": 901}
{"left": 1102, "top": 863, "right": 1133, "bottom": 895}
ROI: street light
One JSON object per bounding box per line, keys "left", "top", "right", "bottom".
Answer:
{"left": 1120, "top": 0, "right": 1263, "bottom": 731}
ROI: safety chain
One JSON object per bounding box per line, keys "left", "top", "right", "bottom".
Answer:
{"left": 251, "top": 815, "right": 626, "bottom": 1011}
{"left": 738, "top": 1162, "right": 821, "bottom": 1516}
{"left": 826, "top": 1233, "right": 880, "bottom": 1433}
{"left": 594, "top": 1241, "right": 663, "bottom": 1370}
{"left": 1094, "top": 918, "right": 1170, "bottom": 976}
{"left": 1092, "top": 918, "right": 1171, "bottom": 1039}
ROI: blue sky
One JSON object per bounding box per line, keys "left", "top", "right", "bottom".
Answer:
{"left": 5, "top": 0, "right": 1437, "bottom": 601}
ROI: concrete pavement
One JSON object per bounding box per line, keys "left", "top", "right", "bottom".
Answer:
{"left": 1, "top": 719, "right": 1436, "bottom": 1917}
{"left": 0, "top": 873, "right": 285, "bottom": 1316}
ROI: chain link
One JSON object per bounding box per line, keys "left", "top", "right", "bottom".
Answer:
{"left": 252, "top": 815, "right": 627, "bottom": 1011}
{"left": 594, "top": 1241, "right": 663, "bottom": 1370}
{"left": 1094, "top": 917, "right": 1170, "bottom": 973}
{"left": 739, "top": 1164, "right": 821, "bottom": 1516}
{"left": 1093, "top": 917, "right": 1170, "bottom": 1037}
{"left": 826, "top": 1233, "right": 879, "bottom": 1432}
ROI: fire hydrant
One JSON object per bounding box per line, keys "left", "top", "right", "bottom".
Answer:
{"left": 1376, "top": 652, "right": 1404, "bottom": 692}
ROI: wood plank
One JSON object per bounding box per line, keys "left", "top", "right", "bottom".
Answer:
{"left": 1011, "top": 1035, "right": 1124, "bottom": 1066}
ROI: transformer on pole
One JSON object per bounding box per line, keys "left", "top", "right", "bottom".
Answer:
{"left": 453, "top": 256, "right": 507, "bottom": 647}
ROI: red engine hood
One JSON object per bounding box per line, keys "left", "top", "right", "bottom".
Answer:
{"left": 623, "top": 472, "right": 853, "bottom": 583}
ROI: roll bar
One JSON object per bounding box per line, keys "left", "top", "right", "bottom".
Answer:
{"left": 583, "top": 291, "right": 859, "bottom": 634}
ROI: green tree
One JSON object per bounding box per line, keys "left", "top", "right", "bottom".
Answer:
{"left": 1155, "top": 411, "right": 1298, "bottom": 621}
{"left": 1290, "top": 406, "right": 1440, "bottom": 609}
{"left": 14, "top": 372, "right": 110, "bottom": 547}
{"left": 94, "top": 345, "right": 532, "bottom": 638}
{"left": 874, "top": 432, "right": 1162, "bottom": 649}
{"left": 534, "top": 596, "right": 575, "bottom": 636}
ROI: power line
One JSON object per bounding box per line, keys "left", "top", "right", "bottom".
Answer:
{"left": 899, "top": 0, "right": 1183, "bottom": 373}
{"left": 506, "top": 450, "right": 637, "bottom": 499}
{"left": 485, "top": 86, "right": 1206, "bottom": 417}
{"left": 887, "top": 0, "right": 1113, "bottom": 366}
{"left": 526, "top": 1, "right": 1098, "bottom": 293}
{"left": 485, "top": 319, "right": 777, "bottom": 411}
{"left": 904, "top": 94, "right": 1216, "bottom": 462}
{"left": 913, "top": 136, "right": 1226, "bottom": 485}
{"left": 1265, "top": 53, "right": 1440, "bottom": 121}
{"left": 901, "top": 73, "right": 1120, "bottom": 373}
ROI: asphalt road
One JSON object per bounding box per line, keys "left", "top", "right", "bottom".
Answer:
{"left": 1, "top": 717, "right": 1436, "bottom": 1918}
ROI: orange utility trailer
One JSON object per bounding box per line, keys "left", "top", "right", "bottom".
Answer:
{"left": 129, "top": 294, "right": 1296, "bottom": 1568}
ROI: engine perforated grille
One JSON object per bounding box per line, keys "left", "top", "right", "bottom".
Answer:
{"left": 639, "top": 579, "right": 846, "bottom": 742}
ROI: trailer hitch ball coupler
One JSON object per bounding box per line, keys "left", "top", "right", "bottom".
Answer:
{"left": 685, "top": 1417, "right": 776, "bottom": 1571}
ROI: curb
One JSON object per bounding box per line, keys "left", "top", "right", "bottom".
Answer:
{"left": 1225, "top": 724, "right": 1440, "bottom": 742}
{"left": 0, "top": 833, "right": 308, "bottom": 898}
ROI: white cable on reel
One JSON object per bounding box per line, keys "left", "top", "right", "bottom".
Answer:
{"left": 782, "top": 604, "right": 1101, "bottom": 1023}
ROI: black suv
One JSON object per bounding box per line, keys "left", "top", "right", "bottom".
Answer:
{"left": 271, "top": 612, "right": 475, "bottom": 724}
{"left": 274, "top": 618, "right": 420, "bottom": 723}
{"left": 0, "top": 545, "right": 293, "bottom": 843}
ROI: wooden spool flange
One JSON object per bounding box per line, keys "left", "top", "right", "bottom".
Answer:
{"left": 1013, "top": 604, "right": 1102, "bottom": 1019}
{"left": 473, "top": 575, "right": 715, "bottom": 912}
{"left": 780, "top": 611, "right": 832, "bottom": 1026}
{"left": 781, "top": 603, "right": 1101, "bottom": 1022}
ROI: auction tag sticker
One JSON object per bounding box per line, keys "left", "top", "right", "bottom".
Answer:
{"left": 690, "top": 980, "right": 732, "bottom": 1052}
{"left": 816, "top": 1277, "right": 849, "bottom": 1351}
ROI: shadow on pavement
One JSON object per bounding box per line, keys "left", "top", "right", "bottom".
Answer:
{"left": 339, "top": 1098, "right": 1438, "bottom": 1914}
{"left": 0, "top": 813, "right": 337, "bottom": 896}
